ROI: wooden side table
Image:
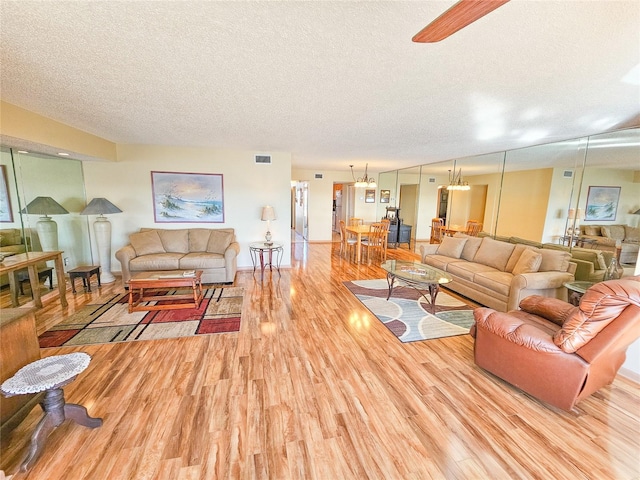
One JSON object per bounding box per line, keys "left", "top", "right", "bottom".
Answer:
{"left": 68, "top": 265, "right": 101, "bottom": 293}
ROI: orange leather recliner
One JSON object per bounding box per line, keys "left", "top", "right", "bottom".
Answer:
{"left": 471, "top": 276, "right": 640, "bottom": 411}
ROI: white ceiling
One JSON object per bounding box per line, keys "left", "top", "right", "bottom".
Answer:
{"left": 1, "top": 1, "right": 639, "bottom": 172}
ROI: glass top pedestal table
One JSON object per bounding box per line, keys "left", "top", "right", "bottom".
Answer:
{"left": 564, "top": 280, "right": 595, "bottom": 306}
{"left": 381, "top": 260, "right": 453, "bottom": 313}
{"left": 128, "top": 270, "right": 204, "bottom": 313}
{"left": 249, "top": 242, "right": 283, "bottom": 282}
{"left": 0, "top": 352, "right": 102, "bottom": 472}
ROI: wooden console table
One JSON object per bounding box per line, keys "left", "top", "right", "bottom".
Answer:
{"left": 0, "top": 251, "right": 68, "bottom": 308}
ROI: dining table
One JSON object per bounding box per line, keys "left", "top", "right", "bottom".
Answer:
{"left": 443, "top": 225, "right": 467, "bottom": 236}
{"left": 345, "top": 224, "right": 372, "bottom": 263}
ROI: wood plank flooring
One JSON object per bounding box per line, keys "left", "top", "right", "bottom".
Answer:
{"left": 1, "top": 240, "right": 639, "bottom": 479}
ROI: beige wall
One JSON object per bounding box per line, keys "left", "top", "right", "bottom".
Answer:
{"left": 83, "top": 145, "right": 292, "bottom": 269}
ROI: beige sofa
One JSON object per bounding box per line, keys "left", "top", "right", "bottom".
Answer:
{"left": 579, "top": 224, "right": 639, "bottom": 264}
{"left": 420, "top": 235, "right": 576, "bottom": 312}
{"left": 116, "top": 228, "right": 240, "bottom": 285}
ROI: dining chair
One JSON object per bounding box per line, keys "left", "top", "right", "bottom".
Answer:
{"left": 465, "top": 220, "right": 482, "bottom": 236}
{"left": 339, "top": 220, "right": 357, "bottom": 260}
{"left": 348, "top": 217, "right": 363, "bottom": 226}
{"left": 380, "top": 218, "right": 391, "bottom": 253}
{"left": 430, "top": 218, "right": 445, "bottom": 244}
{"left": 362, "top": 222, "right": 387, "bottom": 264}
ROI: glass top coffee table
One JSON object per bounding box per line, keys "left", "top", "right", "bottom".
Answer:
{"left": 381, "top": 260, "right": 453, "bottom": 313}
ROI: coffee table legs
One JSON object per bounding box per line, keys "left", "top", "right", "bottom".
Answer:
{"left": 385, "top": 273, "right": 440, "bottom": 314}
{"left": 20, "top": 386, "right": 102, "bottom": 471}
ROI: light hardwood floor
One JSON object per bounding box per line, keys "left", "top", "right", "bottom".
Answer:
{"left": 1, "top": 239, "right": 639, "bottom": 479}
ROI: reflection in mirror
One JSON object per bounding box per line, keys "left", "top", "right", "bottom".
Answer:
{"left": 10, "top": 149, "right": 92, "bottom": 270}
{"left": 416, "top": 160, "right": 451, "bottom": 242}
{"left": 376, "top": 170, "right": 398, "bottom": 220}
{"left": 500, "top": 137, "right": 588, "bottom": 242}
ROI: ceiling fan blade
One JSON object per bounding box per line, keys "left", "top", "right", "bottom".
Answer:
{"left": 412, "top": 0, "right": 510, "bottom": 43}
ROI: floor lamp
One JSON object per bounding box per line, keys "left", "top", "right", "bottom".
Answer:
{"left": 21, "top": 196, "right": 69, "bottom": 251}
{"left": 80, "top": 198, "right": 122, "bottom": 284}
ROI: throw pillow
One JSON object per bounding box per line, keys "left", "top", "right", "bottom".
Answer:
{"left": 206, "top": 230, "right": 233, "bottom": 254}
{"left": 583, "top": 225, "right": 600, "bottom": 236}
{"left": 512, "top": 248, "right": 543, "bottom": 275}
{"left": 473, "top": 237, "right": 516, "bottom": 271}
{"left": 624, "top": 225, "right": 640, "bottom": 242}
{"left": 436, "top": 236, "right": 467, "bottom": 258}
{"left": 158, "top": 229, "right": 189, "bottom": 253}
{"left": 538, "top": 249, "right": 571, "bottom": 272}
{"left": 129, "top": 230, "right": 165, "bottom": 256}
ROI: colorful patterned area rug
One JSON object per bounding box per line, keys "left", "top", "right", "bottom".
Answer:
{"left": 344, "top": 279, "right": 475, "bottom": 342}
{"left": 39, "top": 286, "right": 244, "bottom": 348}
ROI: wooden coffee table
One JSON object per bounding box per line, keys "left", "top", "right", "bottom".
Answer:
{"left": 127, "top": 270, "right": 203, "bottom": 313}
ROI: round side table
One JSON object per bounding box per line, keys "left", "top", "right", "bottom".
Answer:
{"left": 249, "top": 241, "right": 283, "bottom": 282}
{"left": 1, "top": 352, "right": 102, "bottom": 472}
{"left": 564, "top": 281, "right": 594, "bottom": 306}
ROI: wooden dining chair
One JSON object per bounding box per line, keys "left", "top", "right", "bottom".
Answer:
{"left": 339, "top": 220, "right": 357, "bottom": 260}
{"left": 430, "top": 218, "right": 445, "bottom": 244}
{"left": 465, "top": 220, "right": 482, "bottom": 236}
{"left": 348, "top": 217, "right": 363, "bottom": 226}
{"left": 380, "top": 218, "right": 391, "bottom": 254}
{"left": 362, "top": 222, "right": 387, "bottom": 264}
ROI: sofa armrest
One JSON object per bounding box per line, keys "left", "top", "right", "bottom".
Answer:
{"left": 420, "top": 244, "right": 439, "bottom": 261}
{"left": 473, "top": 307, "right": 562, "bottom": 353}
{"left": 518, "top": 295, "right": 577, "bottom": 326}
{"left": 223, "top": 241, "right": 240, "bottom": 282}
{"left": 115, "top": 244, "right": 137, "bottom": 284}
{"left": 571, "top": 258, "right": 595, "bottom": 282}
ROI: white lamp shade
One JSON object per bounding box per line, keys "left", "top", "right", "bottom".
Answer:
{"left": 261, "top": 206, "right": 276, "bottom": 221}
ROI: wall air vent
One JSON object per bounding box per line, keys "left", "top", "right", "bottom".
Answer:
{"left": 255, "top": 155, "right": 272, "bottom": 164}
{"left": 429, "top": 177, "right": 436, "bottom": 183}
{"left": 563, "top": 170, "right": 573, "bottom": 178}
{"left": 314, "top": 173, "right": 323, "bottom": 179}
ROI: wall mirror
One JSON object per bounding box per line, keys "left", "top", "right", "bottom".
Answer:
{"left": 0, "top": 147, "right": 92, "bottom": 270}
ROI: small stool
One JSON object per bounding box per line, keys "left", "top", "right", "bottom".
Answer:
{"left": 15, "top": 267, "right": 54, "bottom": 296}
{"left": 68, "top": 265, "right": 101, "bottom": 293}
{"left": 1, "top": 353, "right": 102, "bottom": 472}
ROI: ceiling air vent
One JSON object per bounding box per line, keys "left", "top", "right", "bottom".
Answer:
{"left": 255, "top": 155, "right": 272, "bottom": 165}
{"left": 314, "top": 173, "right": 323, "bottom": 179}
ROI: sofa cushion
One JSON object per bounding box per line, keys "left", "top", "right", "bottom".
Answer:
{"left": 189, "top": 229, "right": 212, "bottom": 252}
{"left": 130, "top": 230, "right": 166, "bottom": 256}
{"left": 538, "top": 248, "right": 571, "bottom": 272}
{"left": 570, "top": 248, "right": 607, "bottom": 270}
{"left": 601, "top": 225, "right": 626, "bottom": 241}
{"left": 624, "top": 225, "right": 640, "bottom": 242}
{"left": 512, "top": 249, "right": 542, "bottom": 275}
{"left": 505, "top": 244, "right": 531, "bottom": 272}
{"left": 130, "top": 253, "right": 182, "bottom": 270}
{"left": 474, "top": 271, "right": 513, "bottom": 297}
{"left": 454, "top": 233, "right": 483, "bottom": 261}
{"left": 436, "top": 236, "right": 467, "bottom": 258}
{"left": 0, "top": 229, "right": 21, "bottom": 246}
{"left": 179, "top": 252, "right": 226, "bottom": 269}
{"left": 447, "top": 261, "right": 498, "bottom": 282}
{"left": 583, "top": 225, "right": 601, "bottom": 236}
{"left": 473, "top": 237, "right": 516, "bottom": 271}
{"left": 422, "top": 254, "right": 453, "bottom": 271}
{"left": 207, "top": 230, "right": 233, "bottom": 254}
{"left": 157, "top": 229, "right": 189, "bottom": 254}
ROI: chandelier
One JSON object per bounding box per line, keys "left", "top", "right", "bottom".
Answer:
{"left": 350, "top": 164, "right": 377, "bottom": 188}
{"left": 447, "top": 168, "right": 470, "bottom": 191}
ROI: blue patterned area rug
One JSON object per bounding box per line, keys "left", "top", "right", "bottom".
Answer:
{"left": 344, "top": 279, "right": 476, "bottom": 342}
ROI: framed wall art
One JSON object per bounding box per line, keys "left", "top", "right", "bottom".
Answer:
{"left": 151, "top": 171, "right": 224, "bottom": 223}
{"left": 0, "top": 165, "right": 14, "bottom": 222}
{"left": 365, "top": 189, "right": 376, "bottom": 203}
{"left": 379, "top": 189, "right": 390, "bottom": 203}
{"left": 584, "top": 186, "right": 620, "bottom": 221}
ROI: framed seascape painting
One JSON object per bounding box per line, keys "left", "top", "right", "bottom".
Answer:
{"left": 151, "top": 171, "right": 224, "bottom": 223}
{"left": 380, "top": 190, "right": 390, "bottom": 203}
{"left": 584, "top": 186, "right": 621, "bottom": 221}
{"left": 0, "top": 165, "right": 13, "bottom": 222}
{"left": 365, "top": 189, "right": 376, "bottom": 203}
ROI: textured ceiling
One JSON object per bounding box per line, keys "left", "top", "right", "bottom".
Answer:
{"left": 1, "top": 1, "right": 639, "bottom": 172}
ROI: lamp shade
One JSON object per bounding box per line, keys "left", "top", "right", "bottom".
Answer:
{"left": 80, "top": 198, "right": 123, "bottom": 215}
{"left": 261, "top": 205, "right": 276, "bottom": 221}
{"left": 634, "top": 208, "right": 640, "bottom": 215}
{"left": 21, "top": 196, "right": 69, "bottom": 215}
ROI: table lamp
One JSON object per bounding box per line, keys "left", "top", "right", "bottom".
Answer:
{"left": 21, "top": 196, "right": 69, "bottom": 251}
{"left": 261, "top": 205, "right": 276, "bottom": 245}
{"left": 80, "top": 198, "right": 122, "bottom": 283}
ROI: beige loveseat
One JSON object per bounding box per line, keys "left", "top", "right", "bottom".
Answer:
{"left": 420, "top": 235, "right": 576, "bottom": 312}
{"left": 579, "top": 224, "right": 639, "bottom": 264}
{"left": 116, "top": 228, "right": 239, "bottom": 284}
{"left": 0, "top": 228, "right": 29, "bottom": 287}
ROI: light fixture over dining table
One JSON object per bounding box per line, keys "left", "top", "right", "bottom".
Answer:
{"left": 350, "top": 164, "right": 377, "bottom": 188}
